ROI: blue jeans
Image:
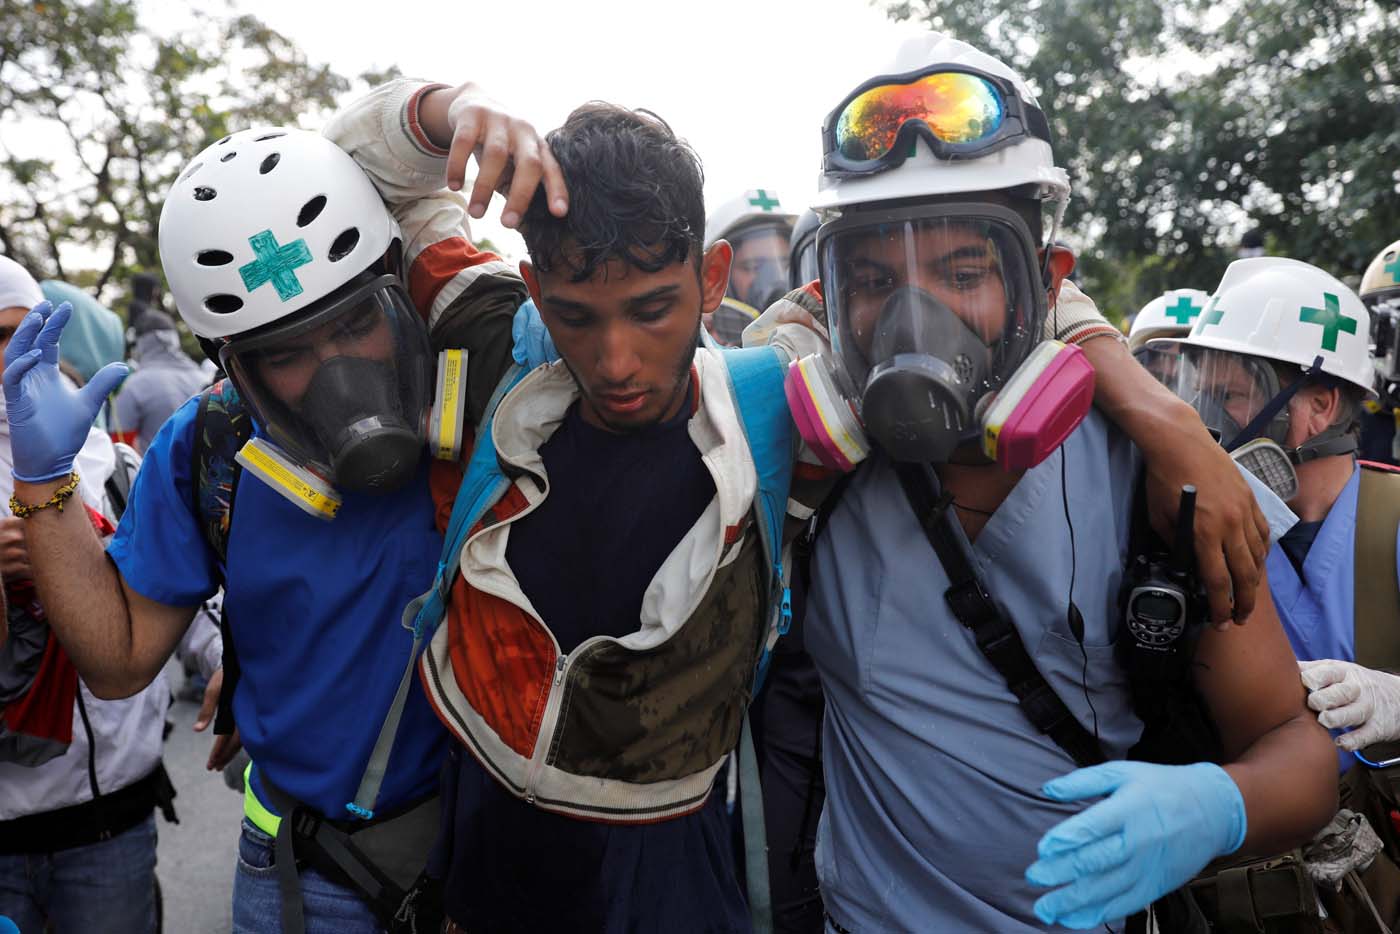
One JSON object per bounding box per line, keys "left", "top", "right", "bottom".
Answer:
{"left": 0, "top": 813, "right": 157, "bottom": 934}
{"left": 232, "top": 819, "right": 383, "bottom": 933}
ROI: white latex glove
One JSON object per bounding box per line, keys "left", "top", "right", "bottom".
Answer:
{"left": 1299, "top": 659, "right": 1400, "bottom": 751}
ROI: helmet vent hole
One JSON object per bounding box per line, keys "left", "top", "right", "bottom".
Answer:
{"left": 254, "top": 132, "right": 286, "bottom": 142}
{"left": 217, "top": 135, "right": 232, "bottom": 146}
{"left": 193, "top": 186, "right": 217, "bottom": 202}
{"left": 220, "top": 151, "right": 237, "bottom": 163}
{"left": 196, "top": 250, "right": 233, "bottom": 267}
{"left": 180, "top": 162, "right": 204, "bottom": 182}
{"left": 204, "top": 294, "right": 244, "bottom": 315}
{"left": 297, "top": 195, "right": 326, "bottom": 228}
{"left": 259, "top": 152, "right": 280, "bottom": 175}
{"left": 328, "top": 228, "right": 360, "bottom": 262}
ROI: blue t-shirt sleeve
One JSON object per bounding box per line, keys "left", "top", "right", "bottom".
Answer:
{"left": 107, "top": 394, "right": 221, "bottom": 607}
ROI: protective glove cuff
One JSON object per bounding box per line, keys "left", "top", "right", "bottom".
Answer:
{"left": 1191, "top": 762, "right": 1248, "bottom": 856}
{"left": 12, "top": 460, "right": 79, "bottom": 485}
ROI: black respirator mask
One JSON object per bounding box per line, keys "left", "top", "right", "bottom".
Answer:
{"left": 820, "top": 202, "right": 1046, "bottom": 463}
{"left": 223, "top": 271, "right": 433, "bottom": 497}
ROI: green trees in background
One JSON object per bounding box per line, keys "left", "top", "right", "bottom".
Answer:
{"left": 881, "top": 0, "right": 1400, "bottom": 323}
{"left": 0, "top": 0, "right": 359, "bottom": 307}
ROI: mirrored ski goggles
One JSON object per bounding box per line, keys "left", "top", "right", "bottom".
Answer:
{"left": 823, "top": 68, "right": 1052, "bottom": 177}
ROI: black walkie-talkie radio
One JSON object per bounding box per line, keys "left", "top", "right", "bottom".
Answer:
{"left": 1121, "top": 485, "right": 1206, "bottom": 679}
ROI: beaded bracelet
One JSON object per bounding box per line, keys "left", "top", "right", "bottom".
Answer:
{"left": 9, "top": 472, "right": 80, "bottom": 518}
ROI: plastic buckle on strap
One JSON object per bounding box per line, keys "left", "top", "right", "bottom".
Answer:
{"left": 1018, "top": 681, "right": 1074, "bottom": 733}
{"left": 292, "top": 809, "right": 322, "bottom": 839}
{"left": 944, "top": 580, "right": 1000, "bottom": 626}
{"left": 979, "top": 631, "right": 1040, "bottom": 686}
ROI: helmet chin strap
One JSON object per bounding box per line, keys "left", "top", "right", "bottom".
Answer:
{"left": 1224, "top": 355, "right": 1325, "bottom": 454}
{"left": 1288, "top": 430, "right": 1358, "bottom": 465}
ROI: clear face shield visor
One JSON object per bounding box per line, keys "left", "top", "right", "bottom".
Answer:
{"left": 1172, "top": 347, "right": 1290, "bottom": 450}
{"left": 1133, "top": 344, "right": 1185, "bottom": 389}
{"left": 819, "top": 203, "right": 1045, "bottom": 460}
{"left": 221, "top": 272, "right": 433, "bottom": 493}
{"left": 725, "top": 220, "right": 793, "bottom": 311}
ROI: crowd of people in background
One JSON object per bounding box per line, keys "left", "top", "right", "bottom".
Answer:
{"left": 3, "top": 25, "right": 1400, "bottom": 934}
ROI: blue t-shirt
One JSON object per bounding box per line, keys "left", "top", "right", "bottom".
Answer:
{"left": 440, "top": 395, "right": 749, "bottom": 933}
{"left": 107, "top": 396, "right": 448, "bottom": 818}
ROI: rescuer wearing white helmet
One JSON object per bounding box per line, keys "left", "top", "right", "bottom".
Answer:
{"left": 4, "top": 79, "right": 564, "bottom": 932}
{"left": 1162, "top": 258, "right": 1400, "bottom": 845}
{"left": 1127, "top": 287, "right": 1211, "bottom": 386}
{"left": 704, "top": 189, "right": 796, "bottom": 345}
{"left": 794, "top": 33, "right": 1334, "bottom": 933}
{"left": 1358, "top": 239, "right": 1400, "bottom": 464}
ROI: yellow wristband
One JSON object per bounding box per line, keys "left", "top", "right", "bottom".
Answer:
{"left": 9, "top": 472, "right": 81, "bottom": 519}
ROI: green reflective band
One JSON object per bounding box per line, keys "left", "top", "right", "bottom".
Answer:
{"left": 1164, "top": 296, "right": 1202, "bottom": 324}
{"left": 239, "top": 229, "right": 313, "bottom": 302}
{"left": 1385, "top": 255, "right": 1400, "bottom": 284}
{"left": 1299, "top": 291, "right": 1357, "bottom": 352}
{"left": 747, "top": 190, "right": 780, "bottom": 211}
{"left": 242, "top": 761, "right": 282, "bottom": 836}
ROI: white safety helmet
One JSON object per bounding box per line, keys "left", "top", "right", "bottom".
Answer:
{"left": 1127, "top": 288, "right": 1213, "bottom": 353}
{"left": 1154, "top": 257, "right": 1373, "bottom": 396}
{"left": 812, "top": 32, "right": 1069, "bottom": 213}
{"left": 1360, "top": 239, "right": 1400, "bottom": 308}
{"left": 704, "top": 190, "right": 796, "bottom": 251}
{"left": 158, "top": 127, "right": 400, "bottom": 339}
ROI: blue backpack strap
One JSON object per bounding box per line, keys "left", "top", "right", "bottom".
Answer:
{"left": 346, "top": 363, "right": 528, "bottom": 820}
{"left": 718, "top": 345, "right": 795, "bottom": 691}
{"left": 719, "top": 346, "right": 792, "bottom": 934}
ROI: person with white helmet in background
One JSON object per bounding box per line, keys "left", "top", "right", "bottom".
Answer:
{"left": 1163, "top": 258, "right": 1400, "bottom": 924}
{"left": 3, "top": 80, "right": 565, "bottom": 933}
{"left": 1126, "top": 287, "right": 1211, "bottom": 387}
{"left": 704, "top": 189, "right": 796, "bottom": 345}
{"left": 773, "top": 32, "right": 1333, "bottom": 932}
{"left": 0, "top": 255, "right": 223, "bottom": 934}
{"left": 1357, "top": 239, "right": 1400, "bottom": 466}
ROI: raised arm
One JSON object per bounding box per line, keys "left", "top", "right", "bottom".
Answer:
{"left": 5, "top": 304, "right": 196, "bottom": 697}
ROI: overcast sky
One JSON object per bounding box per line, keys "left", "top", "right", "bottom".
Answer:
{"left": 222, "top": 0, "right": 917, "bottom": 259}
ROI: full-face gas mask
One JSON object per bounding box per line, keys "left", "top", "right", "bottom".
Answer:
{"left": 708, "top": 221, "right": 795, "bottom": 347}
{"left": 1172, "top": 347, "right": 1357, "bottom": 500}
{"left": 784, "top": 201, "right": 1093, "bottom": 468}
{"left": 221, "top": 271, "right": 434, "bottom": 503}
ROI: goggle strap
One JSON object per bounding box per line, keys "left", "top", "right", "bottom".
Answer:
{"left": 1224, "top": 355, "right": 1325, "bottom": 453}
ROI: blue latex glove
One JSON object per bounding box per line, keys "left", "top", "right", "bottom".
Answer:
{"left": 511, "top": 298, "right": 558, "bottom": 369}
{"left": 1026, "top": 760, "right": 1246, "bottom": 929}
{"left": 2, "top": 301, "right": 128, "bottom": 482}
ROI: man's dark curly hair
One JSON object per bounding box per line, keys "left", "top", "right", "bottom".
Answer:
{"left": 521, "top": 103, "right": 705, "bottom": 283}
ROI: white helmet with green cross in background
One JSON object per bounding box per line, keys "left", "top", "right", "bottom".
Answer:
{"left": 1152, "top": 256, "right": 1374, "bottom": 468}
{"left": 1127, "top": 287, "right": 1212, "bottom": 387}
{"left": 704, "top": 189, "right": 797, "bottom": 345}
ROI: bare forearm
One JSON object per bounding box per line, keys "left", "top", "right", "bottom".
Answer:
{"left": 419, "top": 82, "right": 481, "bottom": 152}
{"left": 1080, "top": 334, "right": 1203, "bottom": 453}
{"left": 14, "top": 477, "right": 180, "bottom": 697}
{"left": 1225, "top": 713, "right": 1336, "bottom": 856}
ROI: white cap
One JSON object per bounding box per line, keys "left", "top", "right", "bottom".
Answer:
{"left": 0, "top": 255, "right": 43, "bottom": 313}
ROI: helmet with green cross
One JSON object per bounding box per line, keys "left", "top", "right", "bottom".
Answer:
{"left": 1151, "top": 257, "right": 1375, "bottom": 461}
{"left": 1360, "top": 239, "right": 1400, "bottom": 309}
{"left": 1154, "top": 257, "right": 1372, "bottom": 395}
{"left": 158, "top": 127, "right": 400, "bottom": 339}
{"left": 704, "top": 189, "right": 797, "bottom": 343}
{"left": 1127, "top": 288, "right": 1212, "bottom": 353}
